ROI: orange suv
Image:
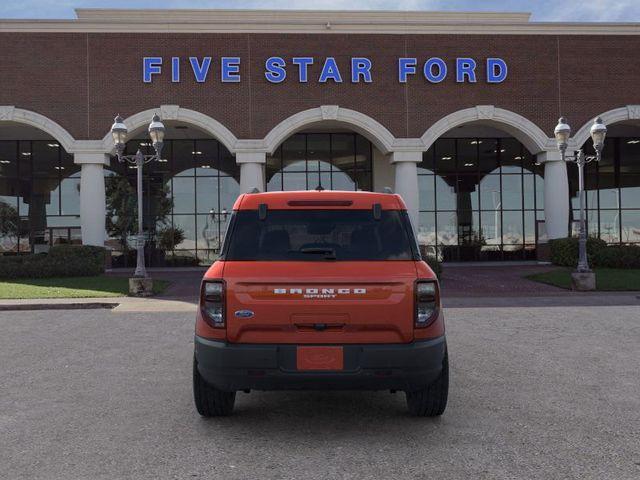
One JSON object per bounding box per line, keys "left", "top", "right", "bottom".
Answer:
{"left": 193, "top": 190, "right": 448, "bottom": 416}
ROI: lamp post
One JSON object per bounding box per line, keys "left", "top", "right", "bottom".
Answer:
{"left": 553, "top": 116, "right": 607, "bottom": 288}
{"left": 110, "top": 114, "right": 165, "bottom": 283}
{"left": 202, "top": 208, "right": 229, "bottom": 256}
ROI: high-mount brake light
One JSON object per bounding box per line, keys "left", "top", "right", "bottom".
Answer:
{"left": 415, "top": 280, "right": 439, "bottom": 328}
{"left": 201, "top": 280, "right": 225, "bottom": 328}
{"left": 287, "top": 200, "right": 353, "bottom": 207}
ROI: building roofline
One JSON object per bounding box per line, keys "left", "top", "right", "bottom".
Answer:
{"left": 0, "top": 8, "right": 639, "bottom": 35}
{"left": 73, "top": 8, "right": 533, "bottom": 24}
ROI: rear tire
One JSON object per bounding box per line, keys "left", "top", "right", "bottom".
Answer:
{"left": 405, "top": 350, "right": 449, "bottom": 417}
{"left": 193, "top": 356, "right": 236, "bottom": 417}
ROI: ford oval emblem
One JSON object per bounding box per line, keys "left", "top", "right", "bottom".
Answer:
{"left": 234, "top": 310, "right": 254, "bottom": 318}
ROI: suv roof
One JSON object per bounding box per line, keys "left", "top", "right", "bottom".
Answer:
{"left": 234, "top": 190, "right": 407, "bottom": 210}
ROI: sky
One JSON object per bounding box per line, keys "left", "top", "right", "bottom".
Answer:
{"left": 1, "top": 0, "right": 640, "bottom": 22}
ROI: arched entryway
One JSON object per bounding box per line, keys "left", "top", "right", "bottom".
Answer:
{"left": 262, "top": 106, "right": 398, "bottom": 200}
{"left": 0, "top": 109, "right": 80, "bottom": 254}
{"left": 418, "top": 107, "right": 554, "bottom": 261}
{"left": 569, "top": 107, "right": 640, "bottom": 245}
{"left": 418, "top": 127, "right": 545, "bottom": 261}
{"left": 265, "top": 130, "right": 378, "bottom": 193}
{"left": 104, "top": 117, "right": 240, "bottom": 267}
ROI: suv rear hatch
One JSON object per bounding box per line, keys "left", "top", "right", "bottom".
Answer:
{"left": 220, "top": 208, "right": 419, "bottom": 344}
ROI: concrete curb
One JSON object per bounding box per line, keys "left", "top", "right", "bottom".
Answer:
{"left": 0, "top": 302, "right": 119, "bottom": 311}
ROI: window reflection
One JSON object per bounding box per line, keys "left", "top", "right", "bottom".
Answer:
{"left": 621, "top": 211, "right": 640, "bottom": 243}
{"left": 0, "top": 140, "right": 79, "bottom": 254}
{"left": 418, "top": 136, "right": 544, "bottom": 261}
{"left": 266, "top": 133, "right": 373, "bottom": 192}
{"left": 105, "top": 138, "right": 239, "bottom": 266}
{"left": 567, "top": 136, "right": 640, "bottom": 245}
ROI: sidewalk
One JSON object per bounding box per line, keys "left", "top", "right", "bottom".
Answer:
{"left": 440, "top": 264, "right": 565, "bottom": 297}
{"left": 1, "top": 264, "right": 638, "bottom": 311}
{"left": 0, "top": 295, "right": 197, "bottom": 313}
{"left": 2, "top": 291, "right": 638, "bottom": 311}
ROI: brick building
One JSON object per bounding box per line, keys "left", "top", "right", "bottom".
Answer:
{"left": 1, "top": 9, "right": 639, "bottom": 264}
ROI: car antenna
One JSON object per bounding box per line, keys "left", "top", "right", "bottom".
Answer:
{"left": 315, "top": 184, "right": 325, "bottom": 191}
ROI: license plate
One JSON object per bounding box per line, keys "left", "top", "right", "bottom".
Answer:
{"left": 296, "top": 346, "right": 344, "bottom": 371}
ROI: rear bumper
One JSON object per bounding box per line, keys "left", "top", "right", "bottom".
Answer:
{"left": 194, "top": 335, "right": 446, "bottom": 392}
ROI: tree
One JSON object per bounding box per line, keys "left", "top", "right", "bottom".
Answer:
{"left": 157, "top": 226, "right": 185, "bottom": 252}
{"left": 0, "top": 201, "right": 21, "bottom": 250}
{"left": 105, "top": 175, "right": 173, "bottom": 252}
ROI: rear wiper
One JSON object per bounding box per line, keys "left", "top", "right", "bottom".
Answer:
{"left": 297, "top": 247, "right": 337, "bottom": 260}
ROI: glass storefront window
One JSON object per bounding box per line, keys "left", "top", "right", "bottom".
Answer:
{"left": 196, "top": 177, "right": 219, "bottom": 214}
{"left": 436, "top": 212, "right": 458, "bottom": 246}
{"left": 621, "top": 210, "right": 640, "bottom": 243}
{"left": 435, "top": 176, "right": 456, "bottom": 211}
{"left": 434, "top": 139, "right": 456, "bottom": 175}
{"left": 502, "top": 211, "right": 524, "bottom": 246}
{"left": 0, "top": 140, "right": 80, "bottom": 254}
{"left": 105, "top": 138, "right": 239, "bottom": 267}
{"left": 479, "top": 175, "right": 501, "bottom": 211}
{"left": 60, "top": 175, "right": 81, "bottom": 216}
{"left": 523, "top": 174, "right": 536, "bottom": 210}
{"left": 417, "top": 211, "right": 436, "bottom": 250}
{"left": 500, "top": 138, "right": 523, "bottom": 174}
{"left": 567, "top": 136, "right": 640, "bottom": 245}
{"left": 620, "top": 176, "right": 640, "bottom": 208}
{"left": 501, "top": 175, "right": 523, "bottom": 211}
{"left": 418, "top": 175, "right": 435, "bottom": 211}
{"left": 419, "top": 136, "right": 545, "bottom": 261}
{"left": 266, "top": 133, "right": 373, "bottom": 193}
{"left": 599, "top": 210, "right": 620, "bottom": 243}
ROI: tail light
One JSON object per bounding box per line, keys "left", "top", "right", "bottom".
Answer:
{"left": 201, "top": 280, "right": 225, "bottom": 328}
{"left": 415, "top": 280, "right": 440, "bottom": 328}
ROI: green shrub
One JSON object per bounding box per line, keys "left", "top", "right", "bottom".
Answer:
{"left": 164, "top": 254, "right": 200, "bottom": 267}
{"left": 0, "top": 245, "right": 106, "bottom": 279}
{"left": 157, "top": 226, "right": 185, "bottom": 252}
{"left": 550, "top": 237, "right": 640, "bottom": 269}
{"left": 549, "top": 237, "right": 607, "bottom": 267}
{"left": 593, "top": 245, "right": 640, "bottom": 269}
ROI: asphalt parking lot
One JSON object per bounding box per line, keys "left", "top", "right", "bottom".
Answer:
{"left": 1, "top": 303, "right": 639, "bottom": 479}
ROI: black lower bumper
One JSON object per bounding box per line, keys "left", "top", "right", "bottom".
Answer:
{"left": 194, "top": 335, "right": 446, "bottom": 392}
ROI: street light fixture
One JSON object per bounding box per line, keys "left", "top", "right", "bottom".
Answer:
{"left": 553, "top": 116, "right": 607, "bottom": 281}
{"left": 110, "top": 113, "right": 165, "bottom": 281}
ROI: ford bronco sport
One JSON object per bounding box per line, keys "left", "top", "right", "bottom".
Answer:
{"left": 193, "top": 190, "right": 448, "bottom": 416}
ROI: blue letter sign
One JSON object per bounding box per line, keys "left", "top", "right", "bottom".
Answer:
{"left": 143, "top": 57, "right": 162, "bottom": 83}
{"left": 319, "top": 57, "right": 343, "bottom": 83}
{"left": 142, "top": 55, "right": 508, "bottom": 84}
{"left": 456, "top": 58, "right": 477, "bottom": 83}
{"left": 292, "top": 57, "right": 314, "bottom": 82}
{"left": 171, "top": 57, "right": 180, "bottom": 83}
{"left": 424, "top": 58, "right": 447, "bottom": 83}
{"left": 398, "top": 58, "right": 417, "bottom": 83}
{"left": 487, "top": 58, "right": 508, "bottom": 83}
{"left": 265, "top": 56, "right": 287, "bottom": 83}
{"left": 221, "top": 57, "right": 241, "bottom": 82}
{"left": 189, "top": 57, "right": 211, "bottom": 83}
{"left": 351, "top": 58, "right": 372, "bottom": 83}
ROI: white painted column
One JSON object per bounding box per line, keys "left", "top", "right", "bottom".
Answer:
{"left": 391, "top": 151, "right": 422, "bottom": 230}
{"left": 75, "top": 152, "right": 109, "bottom": 246}
{"left": 237, "top": 151, "right": 266, "bottom": 193}
{"left": 538, "top": 151, "right": 569, "bottom": 239}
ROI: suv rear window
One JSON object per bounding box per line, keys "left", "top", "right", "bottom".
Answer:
{"left": 224, "top": 209, "right": 417, "bottom": 261}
